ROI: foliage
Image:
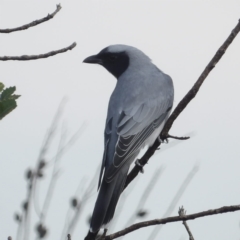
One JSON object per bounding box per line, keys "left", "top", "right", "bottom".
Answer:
{"left": 0, "top": 82, "right": 20, "bottom": 120}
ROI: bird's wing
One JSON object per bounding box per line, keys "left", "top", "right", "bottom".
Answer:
{"left": 104, "top": 95, "right": 173, "bottom": 183}
{"left": 98, "top": 117, "right": 112, "bottom": 189}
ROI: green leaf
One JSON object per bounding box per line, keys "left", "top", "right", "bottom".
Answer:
{"left": 0, "top": 85, "right": 20, "bottom": 120}
{"left": 9, "top": 94, "right": 21, "bottom": 100}
{"left": 0, "top": 99, "right": 17, "bottom": 120}
{"left": 1, "top": 86, "right": 16, "bottom": 100}
{"left": 0, "top": 82, "right": 4, "bottom": 92}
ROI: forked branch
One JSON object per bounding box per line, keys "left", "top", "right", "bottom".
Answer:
{"left": 104, "top": 204, "right": 240, "bottom": 239}
{"left": 124, "top": 19, "right": 240, "bottom": 190}
{"left": 178, "top": 206, "right": 195, "bottom": 240}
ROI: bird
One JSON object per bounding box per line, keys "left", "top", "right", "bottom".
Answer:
{"left": 83, "top": 44, "right": 174, "bottom": 239}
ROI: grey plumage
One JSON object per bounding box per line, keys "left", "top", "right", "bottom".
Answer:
{"left": 83, "top": 45, "right": 174, "bottom": 239}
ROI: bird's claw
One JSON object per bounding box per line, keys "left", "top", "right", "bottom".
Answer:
{"left": 135, "top": 159, "right": 144, "bottom": 173}
{"left": 97, "top": 229, "right": 108, "bottom": 240}
{"left": 158, "top": 135, "right": 168, "bottom": 144}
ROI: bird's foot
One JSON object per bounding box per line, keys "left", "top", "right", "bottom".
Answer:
{"left": 97, "top": 229, "right": 108, "bottom": 240}
{"left": 84, "top": 231, "right": 98, "bottom": 240}
{"left": 158, "top": 134, "right": 190, "bottom": 143}
{"left": 158, "top": 135, "right": 168, "bottom": 144}
{"left": 135, "top": 159, "right": 144, "bottom": 173}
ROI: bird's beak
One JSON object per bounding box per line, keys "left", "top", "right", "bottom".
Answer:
{"left": 83, "top": 54, "right": 103, "bottom": 64}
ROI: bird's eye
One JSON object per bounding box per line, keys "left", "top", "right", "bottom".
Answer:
{"left": 109, "top": 55, "right": 118, "bottom": 61}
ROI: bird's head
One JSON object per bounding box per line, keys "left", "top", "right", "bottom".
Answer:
{"left": 83, "top": 44, "right": 150, "bottom": 79}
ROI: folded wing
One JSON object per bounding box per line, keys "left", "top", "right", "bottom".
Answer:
{"left": 103, "top": 96, "right": 172, "bottom": 183}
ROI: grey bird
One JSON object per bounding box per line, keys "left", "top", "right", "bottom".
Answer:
{"left": 83, "top": 45, "right": 174, "bottom": 239}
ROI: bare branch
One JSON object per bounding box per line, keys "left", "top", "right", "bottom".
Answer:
{"left": 148, "top": 165, "right": 199, "bottom": 240}
{"left": 0, "top": 42, "right": 77, "bottom": 61}
{"left": 161, "top": 19, "right": 240, "bottom": 138}
{"left": 104, "top": 204, "right": 240, "bottom": 240}
{"left": 182, "top": 221, "right": 194, "bottom": 240}
{"left": 124, "top": 18, "right": 240, "bottom": 190}
{"left": 39, "top": 123, "right": 85, "bottom": 223}
{"left": 109, "top": 180, "right": 138, "bottom": 233}
{"left": 167, "top": 134, "right": 190, "bottom": 140}
{"left": 20, "top": 100, "right": 66, "bottom": 240}
{"left": 178, "top": 206, "right": 195, "bottom": 240}
{"left": 123, "top": 166, "right": 165, "bottom": 230}
{"left": 0, "top": 4, "right": 62, "bottom": 33}
{"left": 62, "top": 166, "right": 100, "bottom": 238}
{"left": 38, "top": 123, "right": 68, "bottom": 222}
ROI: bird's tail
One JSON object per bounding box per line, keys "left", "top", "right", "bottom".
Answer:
{"left": 84, "top": 165, "right": 129, "bottom": 239}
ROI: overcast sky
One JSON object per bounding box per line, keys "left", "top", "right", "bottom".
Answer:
{"left": 1, "top": 1, "right": 240, "bottom": 240}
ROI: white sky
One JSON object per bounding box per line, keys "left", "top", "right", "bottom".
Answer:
{"left": 0, "top": 1, "right": 240, "bottom": 240}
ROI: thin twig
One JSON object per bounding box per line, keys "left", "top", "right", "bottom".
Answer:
{"left": 15, "top": 218, "right": 23, "bottom": 240}
{"left": 39, "top": 123, "right": 67, "bottom": 222}
{"left": 123, "top": 166, "right": 165, "bottom": 231}
{"left": 0, "top": 4, "right": 62, "bottom": 33}
{"left": 178, "top": 206, "right": 195, "bottom": 240}
{"left": 62, "top": 166, "right": 100, "bottom": 238}
{"left": 104, "top": 204, "right": 240, "bottom": 240}
{"left": 39, "top": 123, "right": 85, "bottom": 223}
{"left": 109, "top": 179, "right": 139, "bottom": 233}
{"left": 0, "top": 42, "right": 76, "bottom": 61}
{"left": 182, "top": 221, "right": 194, "bottom": 240}
{"left": 167, "top": 134, "right": 190, "bottom": 140}
{"left": 148, "top": 165, "right": 199, "bottom": 240}
{"left": 124, "top": 18, "right": 240, "bottom": 190}
{"left": 20, "top": 100, "right": 65, "bottom": 240}
{"left": 154, "top": 132, "right": 196, "bottom": 156}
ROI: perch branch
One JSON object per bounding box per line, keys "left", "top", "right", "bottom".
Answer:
{"left": 0, "top": 42, "right": 76, "bottom": 61}
{"left": 104, "top": 204, "right": 240, "bottom": 240}
{"left": 0, "top": 4, "right": 61, "bottom": 33}
{"left": 124, "top": 19, "right": 240, "bottom": 190}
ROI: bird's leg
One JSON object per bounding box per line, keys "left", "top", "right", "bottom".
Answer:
{"left": 98, "top": 229, "right": 108, "bottom": 239}
{"left": 158, "top": 133, "right": 190, "bottom": 143}
{"left": 135, "top": 159, "right": 144, "bottom": 173}
{"left": 158, "top": 135, "right": 168, "bottom": 144}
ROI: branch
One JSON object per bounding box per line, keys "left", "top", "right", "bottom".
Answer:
{"left": 147, "top": 165, "right": 199, "bottom": 240}
{"left": 178, "top": 206, "right": 195, "bottom": 240}
{"left": 20, "top": 100, "right": 65, "bottom": 240}
{"left": 39, "top": 123, "right": 85, "bottom": 222}
{"left": 0, "top": 42, "right": 77, "bottom": 61}
{"left": 161, "top": 18, "right": 240, "bottom": 137}
{"left": 104, "top": 204, "right": 240, "bottom": 240}
{"left": 63, "top": 166, "right": 99, "bottom": 238}
{"left": 124, "top": 19, "right": 240, "bottom": 190}
{"left": 123, "top": 167, "right": 165, "bottom": 230}
{"left": 0, "top": 4, "right": 61, "bottom": 33}
{"left": 182, "top": 221, "right": 194, "bottom": 240}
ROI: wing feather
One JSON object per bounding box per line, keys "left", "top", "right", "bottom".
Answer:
{"left": 98, "top": 117, "right": 112, "bottom": 189}
{"left": 104, "top": 97, "right": 172, "bottom": 183}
